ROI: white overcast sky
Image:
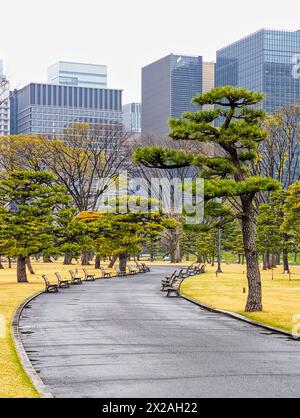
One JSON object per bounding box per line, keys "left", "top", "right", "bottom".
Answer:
{"left": 1, "top": 0, "right": 300, "bottom": 103}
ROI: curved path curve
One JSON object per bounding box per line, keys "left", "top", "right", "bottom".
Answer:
{"left": 19, "top": 266, "right": 300, "bottom": 398}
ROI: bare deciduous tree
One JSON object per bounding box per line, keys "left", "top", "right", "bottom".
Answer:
{"left": 259, "top": 105, "right": 300, "bottom": 189}
{"left": 39, "top": 123, "right": 134, "bottom": 212}
{"left": 129, "top": 134, "right": 209, "bottom": 262}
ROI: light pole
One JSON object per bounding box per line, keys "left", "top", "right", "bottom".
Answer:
{"left": 216, "top": 197, "right": 223, "bottom": 274}
{"left": 216, "top": 227, "right": 223, "bottom": 274}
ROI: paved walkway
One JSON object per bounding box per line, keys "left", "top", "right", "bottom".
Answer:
{"left": 19, "top": 266, "right": 300, "bottom": 398}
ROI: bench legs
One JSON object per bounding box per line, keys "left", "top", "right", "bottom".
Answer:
{"left": 46, "top": 285, "right": 59, "bottom": 293}
{"left": 166, "top": 289, "right": 180, "bottom": 298}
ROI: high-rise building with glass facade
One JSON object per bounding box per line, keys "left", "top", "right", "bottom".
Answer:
{"left": 48, "top": 61, "right": 107, "bottom": 89}
{"left": 142, "top": 54, "right": 203, "bottom": 135}
{"left": 10, "top": 83, "right": 122, "bottom": 136}
{"left": 216, "top": 29, "right": 300, "bottom": 112}
{"left": 122, "top": 102, "right": 141, "bottom": 133}
{"left": 0, "top": 59, "right": 10, "bottom": 137}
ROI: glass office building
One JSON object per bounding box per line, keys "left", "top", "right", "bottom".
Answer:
{"left": 142, "top": 54, "right": 203, "bottom": 135}
{"left": 48, "top": 61, "right": 107, "bottom": 89}
{"left": 216, "top": 29, "right": 300, "bottom": 113}
{"left": 122, "top": 102, "right": 141, "bottom": 133}
{"left": 10, "top": 83, "right": 123, "bottom": 136}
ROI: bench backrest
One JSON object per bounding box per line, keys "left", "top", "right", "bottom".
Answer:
{"left": 174, "top": 278, "right": 185, "bottom": 290}
{"left": 169, "top": 275, "right": 178, "bottom": 286}
{"left": 42, "top": 275, "right": 51, "bottom": 286}
{"left": 167, "top": 271, "right": 177, "bottom": 283}
{"left": 69, "top": 270, "right": 76, "bottom": 279}
{"left": 55, "top": 272, "right": 63, "bottom": 283}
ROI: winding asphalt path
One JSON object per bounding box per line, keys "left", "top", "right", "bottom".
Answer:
{"left": 19, "top": 266, "right": 300, "bottom": 398}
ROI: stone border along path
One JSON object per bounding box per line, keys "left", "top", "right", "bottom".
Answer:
{"left": 18, "top": 266, "right": 300, "bottom": 398}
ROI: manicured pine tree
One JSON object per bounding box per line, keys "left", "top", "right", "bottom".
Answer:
{"left": 0, "top": 171, "right": 69, "bottom": 282}
{"left": 222, "top": 219, "right": 245, "bottom": 264}
{"left": 134, "top": 87, "right": 281, "bottom": 312}
{"left": 256, "top": 203, "right": 282, "bottom": 270}
{"left": 77, "top": 205, "right": 169, "bottom": 272}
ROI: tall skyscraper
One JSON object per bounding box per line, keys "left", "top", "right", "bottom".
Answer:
{"left": 0, "top": 59, "right": 10, "bottom": 137}
{"left": 142, "top": 54, "right": 203, "bottom": 135}
{"left": 202, "top": 61, "right": 215, "bottom": 93}
{"left": 122, "top": 102, "right": 141, "bottom": 133}
{"left": 10, "top": 83, "right": 122, "bottom": 136}
{"left": 48, "top": 61, "right": 107, "bottom": 89}
{"left": 216, "top": 29, "right": 300, "bottom": 112}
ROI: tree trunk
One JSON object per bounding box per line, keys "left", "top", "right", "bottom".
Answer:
{"left": 197, "top": 255, "right": 202, "bottom": 263}
{"left": 175, "top": 238, "right": 182, "bottom": 263}
{"left": 150, "top": 239, "right": 155, "bottom": 262}
{"left": 17, "top": 256, "right": 28, "bottom": 283}
{"left": 276, "top": 254, "right": 281, "bottom": 265}
{"left": 8, "top": 257, "right": 12, "bottom": 269}
{"left": 241, "top": 199, "right": 263, "bottom": 312}
{"left": 81, "top": 250, "right": 90, "bottom": 266}
{"left": 119, "top": 255, "right": 128, "bottom": 272}
{"left": 263, "top": 253, "right": 271, "bottom": 270}
{"left": 109, "top": 255, "right": 118, "bottom": 268}
{"left": 211, "top": 255, "right": 215, "bottom": 267}
{"left": 26, "top": 257, "right": 35, "bottom": 274}
{"left": 271, "top": 254, "right": 277, "bottom": 268}
{"left": 95, "top": 254, "right": 101, "bottom": 269}
{"left": 0, "top": 257, "right": 4, "bottom": 269}
{"left": 283, "top": 248, "right": 290, "bottom": 274}
{"left": 64, "top": 253, "right": 73, "bottom": 265}
{"left": 238, "top": 254, "right": 241, "bottom": 264}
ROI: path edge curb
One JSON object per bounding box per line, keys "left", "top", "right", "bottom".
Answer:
{"left": 11, "top": 292, "right": 54, "bottom": 399}
{"left": 181, "top": 295, "right": 293, "bottom": 338}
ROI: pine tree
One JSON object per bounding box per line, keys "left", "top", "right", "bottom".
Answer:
{"left": 134, "top": 87, "right": 281, "bottom": 312}
{"left": 0, "top": 171, "right": 69, "bottom": 282}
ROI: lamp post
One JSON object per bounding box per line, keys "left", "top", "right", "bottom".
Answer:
{"left": 216, "top": 227, "right": 223, "bottom": 274}
{"left": 216, "top": 197, "right": 223, "bottom": 274}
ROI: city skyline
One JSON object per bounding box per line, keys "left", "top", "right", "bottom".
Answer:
{"left": 1, "top": 0, "right": 300, "bottom": 104}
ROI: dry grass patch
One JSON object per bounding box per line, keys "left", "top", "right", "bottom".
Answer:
{"left": 0, "top": 261, "right": 103, "bottom": 398}
{"left": 181, "top": 264, "right": 300, "bottom": 333}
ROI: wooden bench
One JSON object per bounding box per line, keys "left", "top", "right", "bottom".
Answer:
{"left": 135, "top": 262, "right": 147, "bottom": 273}
{"left": 101, "top": 267, "right": 113, "bottom": 278}
{"left": 161, "top": 270, "right": 179, "bottom": 290}
{"left": 193, "top": 264, "right": 206, "bottom": 275}
{"left": 142, "top": 263, "right": 151, "bottom": 273}
{"left": 115, "top": 267, "right": 128, "bottom": 277}
{"left": 42, "top": 275, "right": 59, "bottom": 293}
{"left": 165, "top": 278, "right": 185, "bottom": 298}
{"left": 69, "top": 270, "right": 83, "bottom": 285}
{"left": 128, "top": 267, "right": 139, "bottom": 275}
{"left": 161, "top": 269, "right": 185, "bottom": 290}
{"left": 83, "top": 268, "right": 96, "bottom": 282}
{"left": 55, "top": 272, "right": 70, "bottom": 288}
